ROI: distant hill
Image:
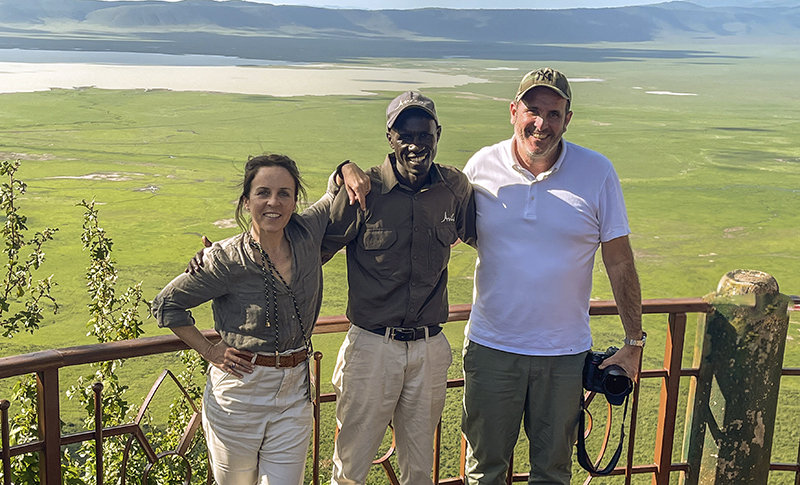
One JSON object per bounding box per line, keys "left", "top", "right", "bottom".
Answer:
{"left": 0, "top": 0, "right": 798, "bottom": 62}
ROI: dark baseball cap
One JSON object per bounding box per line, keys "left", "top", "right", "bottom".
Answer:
{"left": 386, "top": 91, "right": 439, "bottom": 130}
{"left": 515, "top": 68, "right": 572, "bottom": 103}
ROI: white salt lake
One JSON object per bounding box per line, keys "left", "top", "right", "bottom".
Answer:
{"left": 0, "top": 49, "right": 488, "bottom": 96}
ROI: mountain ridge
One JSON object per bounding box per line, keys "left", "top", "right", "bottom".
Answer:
{"left": 0, "top": 0, "right": 797, "bottom": 62}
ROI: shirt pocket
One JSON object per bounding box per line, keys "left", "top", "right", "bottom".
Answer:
{"left": 435, "top": 225, "right": 458, "bottom": 246}
{"left": 358, "top": 227, "right": 399, "bottom": 278}
{"left": 430, "top": 225, "right": 457, "bottom": 277}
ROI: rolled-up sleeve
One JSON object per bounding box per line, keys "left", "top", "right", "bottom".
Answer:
{"left": 321, "top": 187, "right": 362, "bottom": 260}
{"left": 302, "top": 191, "right": 335, "bottom": 244}
{"left": 152, "top": 248, "right": 231, "bottom": 328}
{"left": 456, "top": 177, "right": 477, "bottom": 248}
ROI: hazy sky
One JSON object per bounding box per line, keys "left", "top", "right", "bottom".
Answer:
{"left": 261, "top": 1, "right": 662, "bottom": 7}
{"left": 104, "top": 0, "right": 669, "bottom": 8}
{"left": 103, "top": 0, "right": 768, "bottom": 8}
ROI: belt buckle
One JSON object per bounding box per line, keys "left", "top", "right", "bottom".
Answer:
{"left": 275, "top": 352, "right": 281, "bottom": 368}
{"left": 392, "top": 327, "right": 415, "bottom": 341}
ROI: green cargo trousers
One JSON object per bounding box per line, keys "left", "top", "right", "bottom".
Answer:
{"left": 461, "top": 340, "right": 586, "bottom": 485}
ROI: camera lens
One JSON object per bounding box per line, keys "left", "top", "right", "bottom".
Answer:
{"left": 603, "top": 374, "right": 630, "bottom": 396}
{"left": 602, "top": 365, "right": 632, "bottom": 398}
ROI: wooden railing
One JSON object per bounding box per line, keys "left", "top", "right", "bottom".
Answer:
{"left": 1, "top": 297, "right": 799, "bottom": 485}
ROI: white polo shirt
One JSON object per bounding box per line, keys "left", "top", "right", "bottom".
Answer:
{"left": 463, "top": 138, "right": 630, "bottom": 356}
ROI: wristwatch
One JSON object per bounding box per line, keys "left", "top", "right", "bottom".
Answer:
{"left": 335, "top": 160, "right": 352, "bottom": 182}
{"left": 623, "top": 332, "right": 647, "bottom": 348}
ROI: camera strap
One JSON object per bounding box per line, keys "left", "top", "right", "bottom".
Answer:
{"left": 575, "top": 393, "right": 629, "bottom": 475}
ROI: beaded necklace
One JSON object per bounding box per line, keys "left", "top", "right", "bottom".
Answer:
{"left": 250, "top": 238, "right": 310, "bottom": 354}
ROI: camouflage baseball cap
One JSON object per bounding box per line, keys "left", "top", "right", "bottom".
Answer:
{"left": 386, "top": 91, "right": 439, "bottom": 130}
{"left": 514, "top": 68, "right": 571, "bottom": 103}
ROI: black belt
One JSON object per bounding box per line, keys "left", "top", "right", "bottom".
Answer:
{"left": 367, "top": 325, "right": 442, "bottom": 341}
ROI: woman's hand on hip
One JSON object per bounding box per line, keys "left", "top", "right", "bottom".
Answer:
{"left": 208, "top": 341, "right": 255, "bottom": 378}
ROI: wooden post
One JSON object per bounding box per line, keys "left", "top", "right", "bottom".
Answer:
{"left": 681, "top": 270, "right": 791, "bottom": 484}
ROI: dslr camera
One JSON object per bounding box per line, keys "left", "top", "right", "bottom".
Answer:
{"left": 583, "top": 346, "right": 633, "bottom": 406}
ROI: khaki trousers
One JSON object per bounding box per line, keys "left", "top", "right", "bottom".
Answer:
{"left": 203, "top": 360, "right": 312, "bottom": 485}
{"left": 331, "top": 325, "right": 452, "bottom": 485}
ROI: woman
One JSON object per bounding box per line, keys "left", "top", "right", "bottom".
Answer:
{"left": 152, "top": 154, "right": 366, "bottom": 485}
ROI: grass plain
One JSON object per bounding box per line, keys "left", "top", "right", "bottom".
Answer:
{"left": 0, "top": 41, "right": 799, "bottom": 483}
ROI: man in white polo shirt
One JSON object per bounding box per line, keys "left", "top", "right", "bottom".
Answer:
{"left": 461, "top": 68, "right": 644, "bottom": 484}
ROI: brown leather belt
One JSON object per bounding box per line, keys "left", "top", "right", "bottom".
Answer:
{"left": 253, "top": 349, "right": 308, "bottom": 368}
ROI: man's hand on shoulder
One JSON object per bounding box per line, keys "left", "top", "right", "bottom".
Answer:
{"left": 339, "top": 161, "right": 371, "bottom": 211}
{"left": 185, "top": 235, "right": 213, "bottom": 274}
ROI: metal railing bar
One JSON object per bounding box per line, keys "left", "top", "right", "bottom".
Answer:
{"left": 624, "top": 351, "right": 644, "bottom": 484}
{"left": 176, "top": 412, "right": 202, "bottom": 457}
{"left": 93, "top": 382, "right": 103, "bottom": 485}
{"left": 318, "top": 370, "right": 701, "bottom": 398}
{"left": 1, "top": 298, "right": 796, "bottom": 485}
{"left": 586, "top": 463, "right": 663, "bottom": 476}
{"left": 0, "top": 350, "right": 63, "bottom": 379}
{"left": 653, "top": 312, "right": 687, "bottom": 485}
{"left": 459, "top": 436, "right": 467, "bottom": 483}
{"left": 795, "top": 420, "right": 800, "bottom": 485}
{"left": 134, "top": 370, "right": 176, "bottom": 425}
{"left": 308, "top": 319, "right": 350, "bottom": 335}
{"left": 1, "top": 400, "right": 10, "bottom": 485}
{"left": 438, "top": 478, "right": 464, "bottom": 485}
{"left": 0, "top": 440, "right": 44, "bottom": 457}
{"left": 0, "top": 299, "right": 714, "bottom": 380}
{"left": 62, "top": 423, "right": 142, "bottom": 446}
{"left": 0, "top": 332, "right": 219, "bottom": 380}
{"left": 434, "top": 421, "right": 442, "bottom": 484}
{"left": 640, "top": 370, "right": 668, "bottom": 378}
{"left": 58, "top": 333, "right": 220, "bottom": 368}
{"left": 37, "top": 368, "right": 61, "bottom": 485}
{"left": 312, "top": 352, "right": 322, "bottom": 485}
{"left": 590, "top": 298, "right": 709, "bottom": 315}
{"left": 120, "top": 423, "right": 158, "bottom": 481}
{"left": 446, "top": 379, "right": 464, "bottom": 389}
{"left": 371, "top": 424, "right": 399, "bottom": 485}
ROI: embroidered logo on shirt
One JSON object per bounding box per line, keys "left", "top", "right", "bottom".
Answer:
{"left": 441, "top": 212, "right": 455, "bottom": 223}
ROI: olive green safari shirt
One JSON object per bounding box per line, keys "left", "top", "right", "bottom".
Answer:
{"left": 152, "top": 195, "right": 332, "bottom": 353}
{"left": 322, "top": 154, "right": 476, "bottom": 331}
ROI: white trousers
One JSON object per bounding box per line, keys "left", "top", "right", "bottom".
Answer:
{"left": 202, "top": 360, "right": 312, "bottom": 485}
{"left": 330, "top": 325, "right": 453, "bottom": 485}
